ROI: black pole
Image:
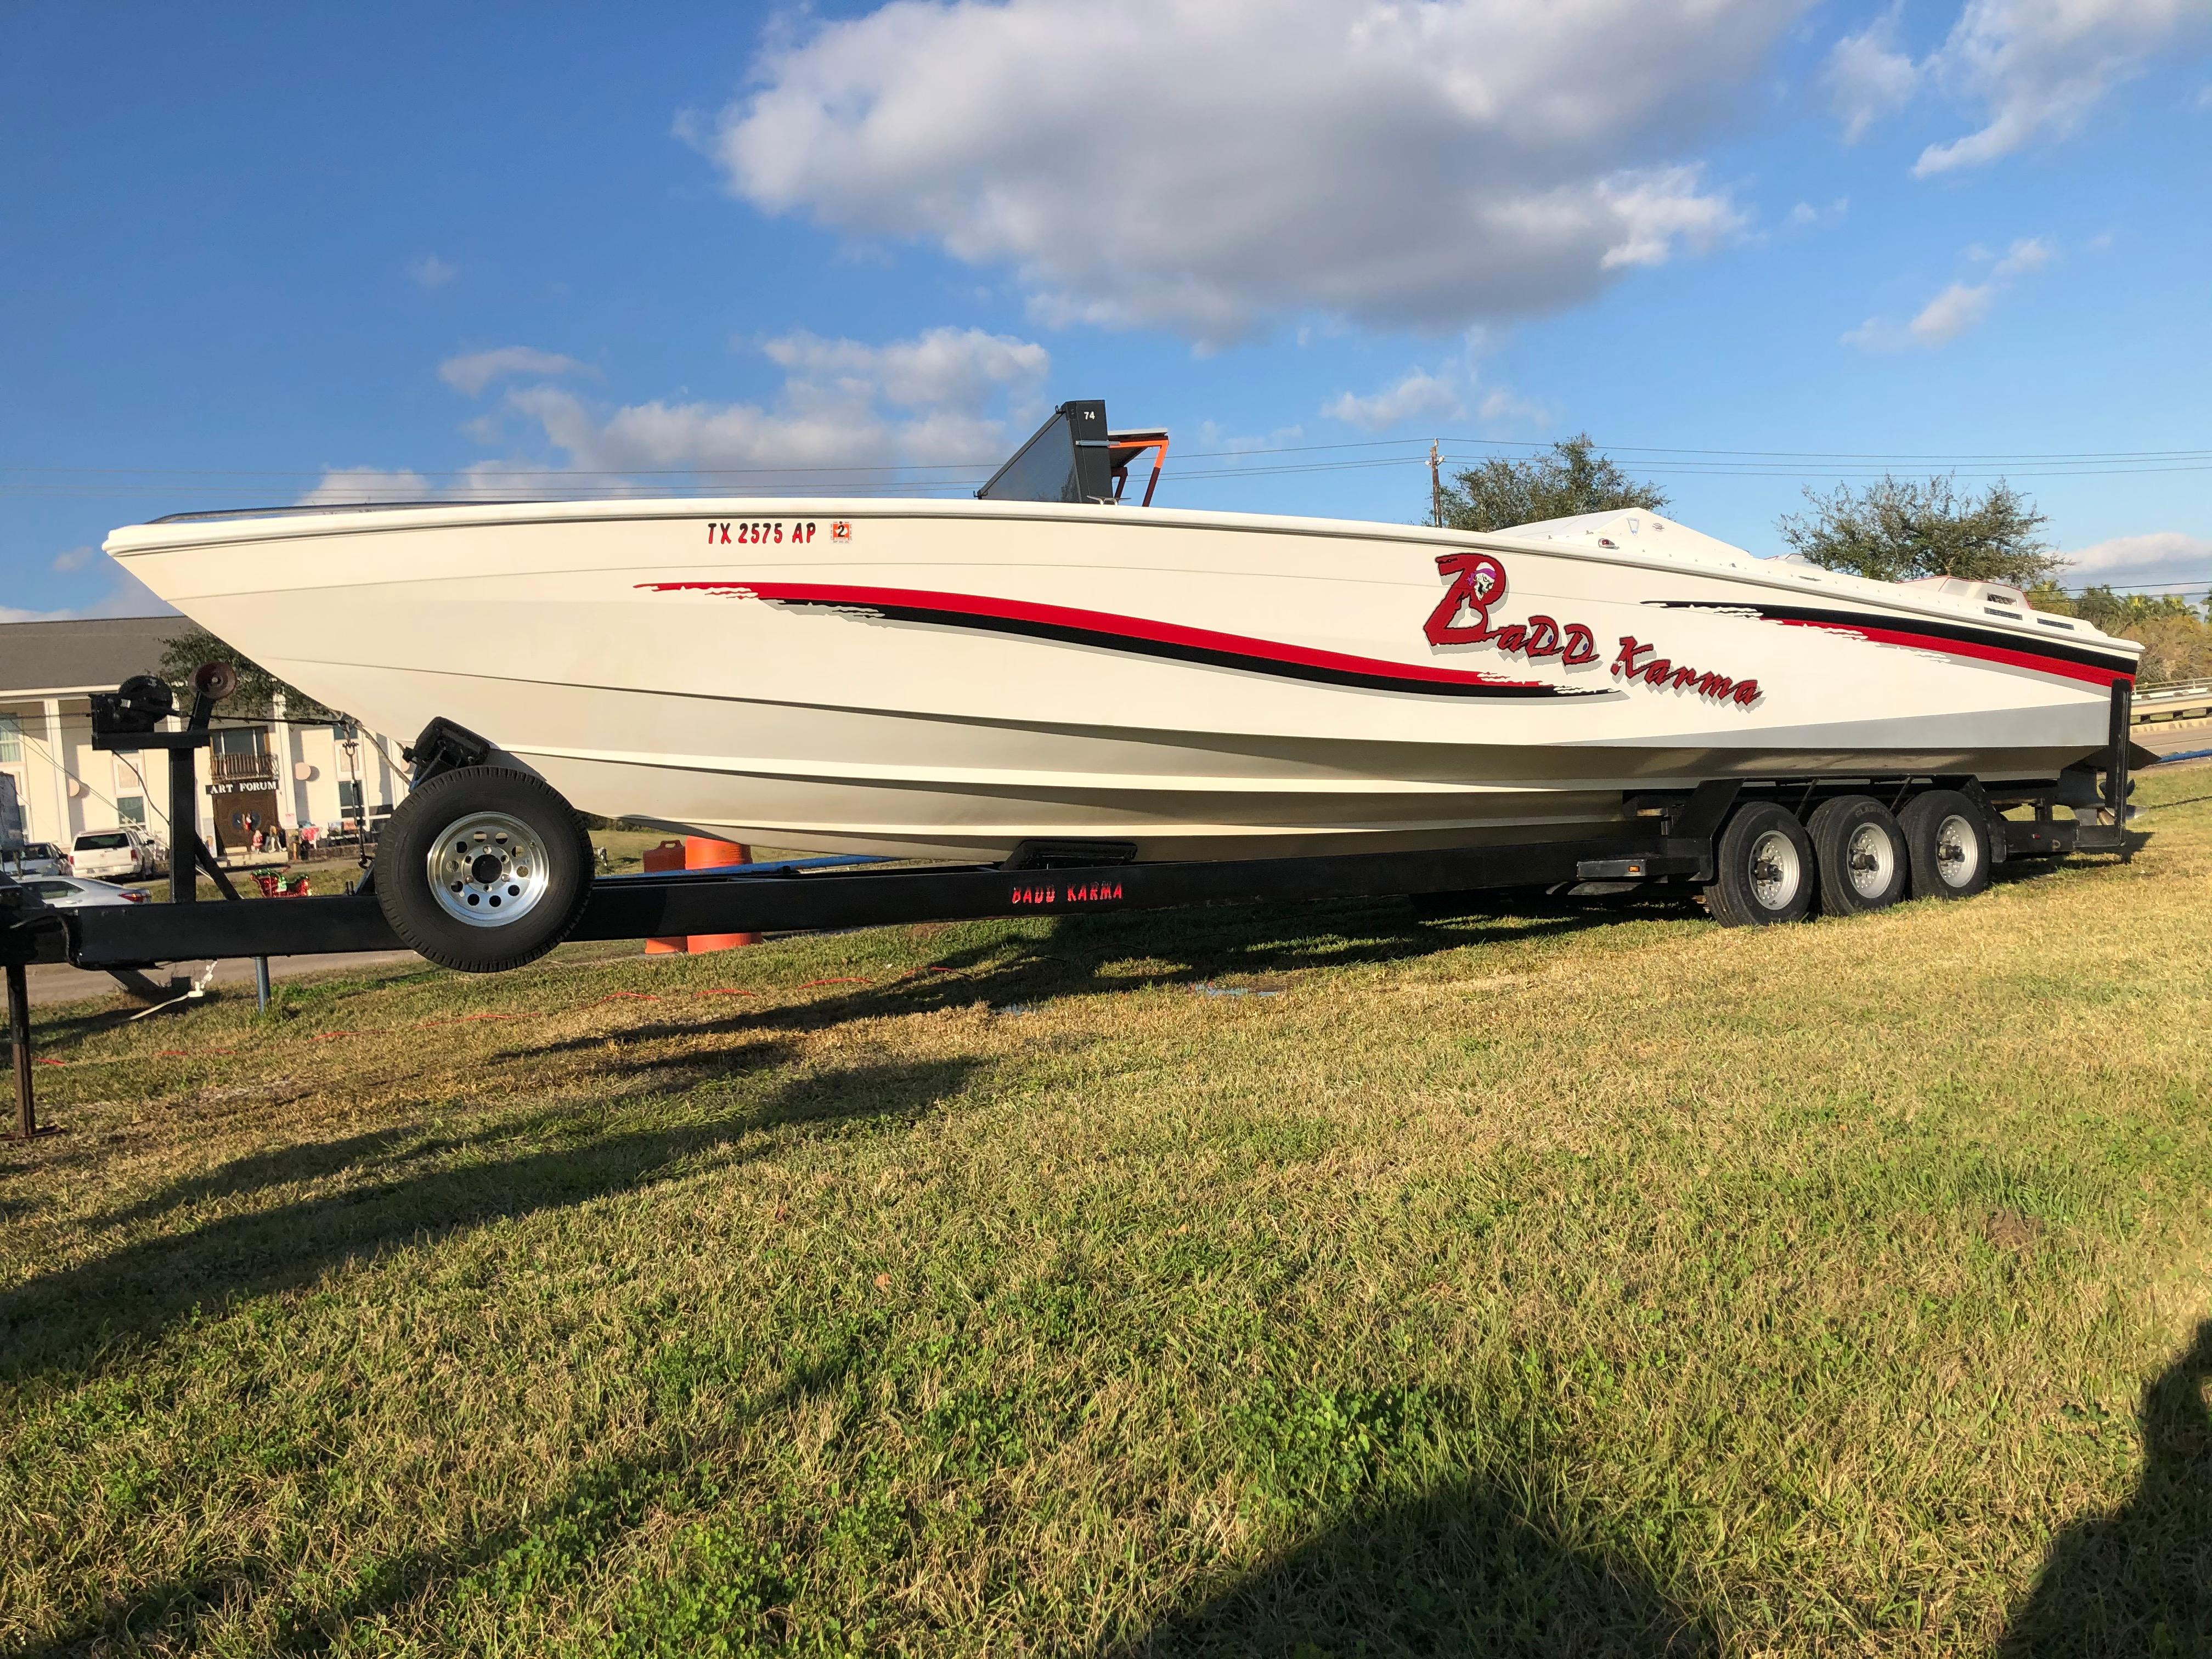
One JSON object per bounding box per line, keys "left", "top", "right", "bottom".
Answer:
{"left": 8, "top": 960, "right": 33, "bottom": 1141}
{"left": 2107, "top": 677, "right": 2135, "bottom": 864}
{"left": 169, "top": 736, "right": 198, "bottom": 905}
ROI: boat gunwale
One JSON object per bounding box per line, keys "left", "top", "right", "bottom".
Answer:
{"left": 101, "top": 496, "right": 2143, "bottom": 662}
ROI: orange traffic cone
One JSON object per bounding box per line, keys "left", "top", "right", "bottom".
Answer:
{"left": 644, "top": 839, "right": 688, "bottom": 953}
{"left": 682, "top": 837, "right": 761, "bottom": 952}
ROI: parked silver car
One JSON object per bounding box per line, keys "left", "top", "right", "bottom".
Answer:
{"left": 16, "top": 874, "right": 152, "bottom": 909}
{"left": 0, "top": 841, "right": 68, "bottom": 877}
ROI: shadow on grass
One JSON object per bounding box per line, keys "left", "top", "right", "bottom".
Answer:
{"left": 25, "top": 1000, "right": 150, "bottom": 1046}
{"left": 0, "top": 1051, "right": 981, "bottom": 1391}
{"left": 1125, "top": 1479, "right": 1712, "bottom": 1657}
{"left": 500, "top": 896, "right": 1652, "bottom": 1064}
{"left": 456, "top": 898, "right": 1630, "bottom": 1069}
{"left": 1998, "top": 1319, "right": 2212, "bottom": 1657}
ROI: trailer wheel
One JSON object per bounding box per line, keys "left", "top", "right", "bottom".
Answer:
{"left": 1899, "top": 789, "right": 1991, "bottom": 902}
{"left": 1704, "top": 803, "right": 1816, "bottom": 927}
{"left": 1807, "top": 796, "right": 1906, "bottom": 917}
{"left": 374, "top": 767, "right": 593, "bottom": 972}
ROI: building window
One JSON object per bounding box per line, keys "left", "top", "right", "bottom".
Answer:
{"left": 337, "top": 779, "right": 364, "bottom": 817}
{"left": 117, "top": 795, "right": 146, "bottom": 827}
{"left": 210, "top": 725, "right": 275, "bottom": 786}
{"left": 0, "top": 714, "right": 20, "bottom": 763}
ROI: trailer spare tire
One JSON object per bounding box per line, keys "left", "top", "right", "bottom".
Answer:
{"left": 1705, "top": 802, "right": 1816, "bottom": 927}
{"left": 374, "top": 767, "right": 594, "bottom": 972}
{"left": 1899, "top": 788, "right": 1991, "bottom": 902}
{"left": 1807, "top": 795, "right": 1906, "bottom": 917}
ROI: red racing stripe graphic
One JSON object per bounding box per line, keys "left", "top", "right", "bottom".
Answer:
{"left": 1644, "top": 599, "right": 2135, "bottom": 689}
{"left": 639, "top": 580, "right": 1602, "bottom": 699}
{"left": 1769, "top": 617, "right": 2131, "bottom": 688}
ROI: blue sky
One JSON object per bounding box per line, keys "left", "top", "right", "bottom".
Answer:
{"left": 4, "top": 0, "right": 2208, "bottom": 621}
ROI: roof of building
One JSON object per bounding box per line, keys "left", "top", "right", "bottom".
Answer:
{"left": 0, "top": 615, "right": 185, "bottom": 697}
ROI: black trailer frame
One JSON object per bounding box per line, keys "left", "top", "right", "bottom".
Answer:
{"left": 2, "top": 679, "right": 2145, "bottom": 1139}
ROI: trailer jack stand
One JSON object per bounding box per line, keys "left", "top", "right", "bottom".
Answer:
{"left": 7, "top": 961, "right": 53, "bottom": 1142}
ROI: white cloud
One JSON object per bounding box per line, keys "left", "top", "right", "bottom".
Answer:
{"left": 1192, "top": 421, "right": 1307, "bottom": 455}
{"left": 1825, "top": 6, "right": 1920, "bottom": 141}
{"left": 1324, "top": 371, "right": 1466, "bottom": 433}
{"left": 504, "top": 325, "right": 1051, "bottom": 478}
{"left": 1830, "top": 0, "right": 2212, "bottom": 174}
{"left": 1787, "top": 197, "right": 1850, "bottom": 229}
{"left": 757, "top": 327, "right": 1046, "bottom": 412}
{"left": 1844, "top": 232, "right": 2055, "bottom": 351}
{"left": 1476, "top": 386, "right": 1554, "bottom": 426}
{"left": 49, "top": 545, "right": 95, "bottom": 572}
{"left": 1323, "top": 329, "right": 1549, "bottom": 433}
{"left": 407, "top": 253, "right": 458, "bottom": 289}
{"left": 1842, "top": 279, "right": 1997, "bottom": 349}
{"left": 2, "top": 567, "right": 178, "bottom": 623}
{"left": 1839, "top": 315, "right": 1910, "bottom": 352}
{"left": 1991, "top": 234, "right": 2053, "bottom": 276}
{"left": 294, "top": 461, "right": 574, "bottom": 507}
{"left": 2062, "top": 531, "right": 2212, "bottom": 583}
{"left": 1915, "top": 0, "right": 2212, "bottom": 175}
{"left": 296, "top": 467, "right": 433, "bottom": 505}
{"left": 1908, "top": 280, "right": 1997, "bottom": 343}
{"left": 699, "top": 0, "right": 1795, "bottom": 344}
{"left": 438, "top": 346, "right": 589, "bottom": 396}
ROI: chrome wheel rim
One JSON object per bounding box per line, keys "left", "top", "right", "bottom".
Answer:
{"left": 1934, "top": 813, "right": 1980, "bottom": 888}
{"left": 427, "top": 811, "right": 551, "bottom": 927}
{"left": 1749, "top": 828, "right": 1803, "bottom": 911}
{"left": 1845, "top": 821, "right": 1896, "bottom": 899}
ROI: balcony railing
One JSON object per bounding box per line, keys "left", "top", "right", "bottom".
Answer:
{"left": 209, "top": 752, "right": 278, "bottom": 786}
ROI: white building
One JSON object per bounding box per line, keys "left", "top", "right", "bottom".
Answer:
{"left": 0, "top": 616, "right": 408, "bottom": 860}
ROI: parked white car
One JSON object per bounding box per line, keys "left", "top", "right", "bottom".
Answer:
{"left": 16, "top": 874, "right": 151, "bottom": 909}
{"left": 68, "top": 827, "right": 167, "bottom": 881}
{"left": 0, "top": 841, "right": 69, "bottom": 877}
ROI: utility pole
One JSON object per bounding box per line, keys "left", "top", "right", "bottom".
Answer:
{"left": 1429, "top": 442, "right": 1443, "bottom": 529}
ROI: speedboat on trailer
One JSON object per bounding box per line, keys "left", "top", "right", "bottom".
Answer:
{"left": 105, "top": 398, "right": 2142, "bottom": 967}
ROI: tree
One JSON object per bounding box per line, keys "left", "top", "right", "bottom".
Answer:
{"left": 1438, "top": 435, "right": 1669, "bottom": 532}
{"left": 157, "top": 623, "right": 338, "bottom": 722}
{"left": 1775, "top": 475, "right": 2063, "bottom": 587}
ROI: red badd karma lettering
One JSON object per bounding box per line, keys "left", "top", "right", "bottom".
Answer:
{"left": 1423, "top": 553, "right": 1598, "bottom": 667}
{"left": 1424, "top": 554, "right": 1760, "bottom": 707}
{"left": 1424, "top": 555, "right": 1599, "bottom": 665}
{"left": 1610, "top": 636, "right": 1760, "bottom": 706}
{"left": 1008, "top": 882, "right": 1124, "bottom": 907}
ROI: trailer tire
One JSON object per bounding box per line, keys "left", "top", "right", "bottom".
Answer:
{"left": 1807, "top": 796, "right": 1906, "bottom": 917}
{"left": 374, "top": 766, "right": 594, "bottom": 972}
{"left": 1704, "top": 803, "right": 1816, "bottom": 927}
{"left": 1899, "top": 789, "right": 1991, "bottom": 902}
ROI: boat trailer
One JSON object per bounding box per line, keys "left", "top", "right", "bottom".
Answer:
{"left": 3, "top": 674, "right": 2145, "bottom": 1140}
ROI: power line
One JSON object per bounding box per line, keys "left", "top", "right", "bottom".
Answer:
{"left": 4, "top": 434, "right": 2208, "bottom": 482}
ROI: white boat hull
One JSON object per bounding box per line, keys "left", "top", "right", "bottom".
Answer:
{"left": 106, "top": 500, "right": 2138, "bottom": 861}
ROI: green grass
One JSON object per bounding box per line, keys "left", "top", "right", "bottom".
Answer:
{"left": 7, "top": 772, "right": 2212, "bottom": 1655}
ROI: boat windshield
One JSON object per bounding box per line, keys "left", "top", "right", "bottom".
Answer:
{"left": 977, "top": 400, "right": 1113, "bottom": 504}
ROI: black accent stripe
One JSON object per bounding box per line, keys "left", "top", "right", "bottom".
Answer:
{"left": 1644, "top": 599, "right": 2135, "bottom": 675}
{"left": 780, "top": 597, "right": 1602, "bottom": 698}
